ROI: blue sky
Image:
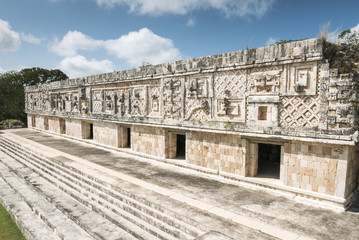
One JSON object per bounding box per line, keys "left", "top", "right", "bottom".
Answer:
{"left": 1, "top": 0, "right": 359, "bottom": 78}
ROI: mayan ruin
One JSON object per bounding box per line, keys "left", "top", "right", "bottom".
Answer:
{"left": 23, "top": 38, "right": 359, "bottom": 211}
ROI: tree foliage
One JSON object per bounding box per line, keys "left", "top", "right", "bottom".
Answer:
{"left": 0, "top": 67, "right": 68, "bottom": 123}
{"left": 324, "top": 29, "right": 359, "bottom": 74}
{"left": 338, "top": 29, "right": 359, "bottom": 45}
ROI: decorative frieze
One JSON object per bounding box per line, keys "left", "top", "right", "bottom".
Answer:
{"left": 24, "top": 38, "right": 359, "bottom": 139}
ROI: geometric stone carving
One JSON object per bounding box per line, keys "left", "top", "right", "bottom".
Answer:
{"left": 214, "top": 70, "right": 246, "bottom": 99}
{"left": 184, "top": 99, "right": 209, "bottom": 123}
{"left": 92, "top": 90, "right": 103, "bottom": 114}
{"left": 279, "top": 96, "right": 320, "bottom": 128}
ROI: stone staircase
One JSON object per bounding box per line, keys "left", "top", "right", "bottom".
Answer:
{"left": 0, "top": 135, "right": 206, "bottom": 240}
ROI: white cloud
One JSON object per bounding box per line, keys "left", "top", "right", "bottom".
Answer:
{"left": 265, "top": 37, "right": 278, "bottom": 46}
{"left": 20, "top": 33, "right": 43, "bottom": 44}
{"left": 104, "top": 28, "right": 182, "bottom": 66}
{"left": 0, "top": 19, "right": 21, "bottom": 51}
{"left": 51, "top": 28, "right": 182, "bottom": 69}
{"left": 95, "top": 0, "right": 276, "bottom": 18}
{"left": 59, "top": 55, "right": 115, "bottom": 78}
{"left": 51, "top": 31, "right": 103, "bottom": 57}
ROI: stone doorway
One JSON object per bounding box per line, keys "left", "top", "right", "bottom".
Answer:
{"left": 44, "top": 117, "right": 49, "bottom": 130}
{"left": 176, "top": 134, "right": 186, "bottom": 159}
{"left": 32, "top": 116, "right": 36, "bottom": 128}
{"left": 82, "top": 121, "right": 93, "bottom": 139}
{"left": 257, "top": 143, "right": 281, "bottom": 179}
{"left": 89, "top": 124, "right": 93, "bottom": 139}
{"left": 117, "top": 125, "right": 131, "bottom": 148}
{"left": 59, "top": 119, "right": 66, "bottom": 134}
{"left": 166, "top": 131, "right": 186, "bottom": 160}
{"left": 126, "top": 128, "right": 131, "bottom": 148}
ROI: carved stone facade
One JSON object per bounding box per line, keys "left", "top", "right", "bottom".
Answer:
{"left": 25, "top": 39, "right": 359, "bottom": 210}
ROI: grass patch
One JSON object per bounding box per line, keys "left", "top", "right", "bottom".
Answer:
{"left": 0, "top": 203, "right": 25, "bottom": 240}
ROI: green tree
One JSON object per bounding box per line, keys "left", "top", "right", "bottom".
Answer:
{"left": 324, "top": 29, "right": 359, "bottom": 74}
{"left": 0, "top": 67, "right": 68, "bottom": 123}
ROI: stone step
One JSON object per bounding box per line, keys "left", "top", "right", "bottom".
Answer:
{"left": 0, "top": 136, "right": 203, "bottom": 237}
{"left": 0, "top": 136, "right": 203, "bottom": 239}
{"left": 0, "top": 143, "right": 161, "bottom": 240}
{"left": 0, "top": 150, "right": 148, "bottom": 240}
{"left": 0, "top": 160, "right": 95, "bottom": 240}
{"left": 27, "top": 153, "right": 197, "bottom": 239}
{"left": 0, "top": 171, "right": 62, "bottom": 240}
{"left": 0, "top": 138, "right": 194, "bottom": 240}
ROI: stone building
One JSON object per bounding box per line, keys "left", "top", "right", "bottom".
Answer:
{"left": 25, "top": 38, "right": 359, "bottom": 210}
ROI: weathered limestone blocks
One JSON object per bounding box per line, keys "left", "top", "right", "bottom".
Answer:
{"left": 93, "top": 121, "right": 118, "bottom": 148}
{"left": 132, "top": 125, "right": 165, "bottom": 158}
{"left": 187, "top": 132, "right": 243, "bottom": 175}
{"left": 24, "top": 38, "right": 359, "bottom": 208}
{"left": 65, "top": 119, "right": 82, "bottom": 138}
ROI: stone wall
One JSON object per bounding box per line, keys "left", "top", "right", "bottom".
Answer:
{"left": 65, "top": 118, "right": 82, "bottom": 138}
{"left": 345, "top": 145, "right": 359, "bottom": 197}
{"left": 26, "top": 39, "right": 358, "bottom": 142}
{"left": 34, "top": 116, "right": 44, "bottom": 130}
{"left": 132, "top": 125, "right": 165, "bottom": 158}
{"left": 27, "top": 115, "right": 34, "bottom": 128}
{"left": 284, "top": 142, "right": 347, "bottom": 196}
{"left": 187, "top": 132, "right": 243, "bottom": 174}
{"left": 23, "top": 38, "right": 359, "bottom": 207}
{"left": 93, "top": 121, "right": 118, "bottom": 148}
{"left": 48, "top": 117, "right": 61, "bottom": 134}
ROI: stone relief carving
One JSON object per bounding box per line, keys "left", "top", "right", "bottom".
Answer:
{"left": 131, "top": 88, "right": 144, "bottom": 116}
{"left": 249, "top": 73, "right": 280, "bottom": 93}
{"left": 286, "top": 63, "right": 318, "bottom": 95}
{"left": 214, "top": 70, "right": 246, "bottom": 99}
{"left": 116, "top": 90, "right": 127, "bottom": 116}
{"left": 72, "top": 94, "right": 79, "bottom": 112}
{"left": 184, "top": 75, "right": 212, "bottom": 123}
{"left": 23, "top": 58, "right": 359, "bottom": 134}
{"left": 213, "top": 70, "right": 246, "bottom": 122}
{"left": 184, "top": 99, "right": 210, "bottom": 122}
{"left": 163, "top": 77, "right": 183, "bottom": 119}
{"left": 187, "top": 77, "right": 208, "bottom": 98}
{"left": 148, "top": 86, "right": 161, "bottom": 117}
{"left": 279, "top": 96, "right": 320, "bottom": 128}
{"left": 92, "top": 90, "right": 103, "bottom": 114}
{"left": 104, "top": 91, "right": 115, "bottom": 113}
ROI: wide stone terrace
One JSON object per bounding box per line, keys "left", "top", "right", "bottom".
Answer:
{"left": 0, "top": 128, "right": 358, "bottom": 240}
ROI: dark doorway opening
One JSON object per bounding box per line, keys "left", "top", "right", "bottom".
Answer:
{"left": 89, "top": 123, "right": 93, "bottom": 139}
{"left": 60, "top": 119, "right": 66, "bottom": 134}
{"left": 32, "top": 116, "right": 36, "bottom": 127}
{"left": 44, "top": 117, "right": 49, "bottom": 130}
{"left": 176, "top": 134, "right": 186, "bottom": 159}
{"left": 126, "top": 128, "right": 131, "bottom": 148}
{"left": 257, "top": 143, "right": 281, "bottom": 179}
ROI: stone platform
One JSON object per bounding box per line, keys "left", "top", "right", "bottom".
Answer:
{"left": 0, "top": 128, "right": 358, "bottom": 240}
